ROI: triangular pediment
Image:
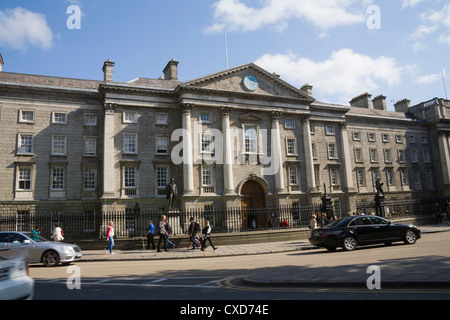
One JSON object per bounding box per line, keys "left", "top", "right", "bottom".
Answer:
{"left": 180, "top": 63, "right": 314, "bottom": 103}
{"left": 240, "top": 113, "right": 263, "bottom": 122}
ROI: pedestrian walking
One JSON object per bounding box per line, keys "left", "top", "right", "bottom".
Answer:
{"left": 434, "top": 202, "right": 442, "bottom": 224}
{"left": 309, "top": 215, "right": 317, "bottom": 238}
{"left": 105, "top": 221, "right": 115, "bottom": 254}
{"left": 201, "top": 220, "right": 217, "bottom": 251}
{"left": 145, "top": 220, "right": 156, "bottom": 250}
{"left": 165, "top": 219, "right": 176, "bottom": 249}
{"left": 188, "top": 217, "right": 200, "bottom": 250}
{"left": 50, "top": 223, "right": 64, "bottom": 242}
{"left": 157, "top": 215, "right": 168, "bottom": 252}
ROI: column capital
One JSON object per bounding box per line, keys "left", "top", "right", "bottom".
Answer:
{"left": 300, "top": 114, "right": 311, "bottom": 124}
{"left": 221, "top": 106, "right": 233, "bottom": 116}
{"left": 339, "top": 121, "right": 347, "bottom": 130}
{"left": 180, "top": 103, "right": 194, "bottom": 114}
{"left": 103, "top": 103, "right": 117, "bottom": 113}
{"left": 271, "top": 111, "right": 282, "bottom": 121}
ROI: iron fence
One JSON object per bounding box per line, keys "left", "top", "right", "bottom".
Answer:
{"left": 0, "top": 204, "right": 323, "bottom": 240}
{"left": 0, "top": 198, "right": 445, "bottom": 240}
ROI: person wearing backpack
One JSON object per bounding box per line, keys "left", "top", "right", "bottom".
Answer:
{"left": 188, "top": 217, "right": 200, "bottom": 250}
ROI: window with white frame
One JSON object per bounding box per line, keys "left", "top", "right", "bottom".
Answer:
{"left": 84, "top": 168, "right": 97, "bottom": 191}
{"left": 20, "top": 110, "right": 35, "bottom": 123}
{"left": 123, "top": 111, "right": 138, "bottom": 123}
{"left": 51, "top": 168, "right": 65, "bottom": 191}
{"left": 368, "top": 133, "right": 376, "bottom": 142}
{"left": 423, "top": 150, "right": 430, "bottom": 163}
{"left": 311, "top": 143, "right": 317, "bottom": 158}
{"left": 288, "top": 166, "right": 299, "bottom": 186}
{"left": 326, "top": 125, "right": 334, "bottom": 135}
{"left": 425, "top": 169, "right": 433, "bottom": 185}
{"left": 84, "top": 113, "right": 97, "bottom": 126}
{"left": 52, "top": 112, "right": 67, "bottom": 124}
{"left": 202, "top": 165, "right": 214, "bottom": 187}
{"left": 156, "top": 166, "right": 169, "bottom": 191}
{"left": 156, "top": 136, "right": 168, "bottom": 154}
{"left": 409, "top": 135, "right": 416, "bottom": 143}
{"left": 201, "top": 134, "right": 214, "bottom": 153}
{"left": 400, "top": 169, "right": 408, "bottom": 185}
{"left": 123, "top": 134, "right": 137, "bottom": 154}
{"left": 385, "top": 168, "right": 393, "bottom": 186}
{"left": 353, "top": 131, "right": 360, "bottom": 141}
{"left": 328, "top": 143, "right": 337, "bottom": 159}
{"left": 330, "top": 168, "right": 339, "bottom": 186}
{"left": 155, "top": 113, "right": 168, "bottom": 125}
{"left": 354, "top": 148, "right": 363, "bottom": 162}
{"left": 357, "top": 169, "right": 365, "bottom": 187}
{"left": 124, "top": 166, "right": 137, "bottom": 189}
{"left": 17, "top": 134, "right": 33, "bottom": 154}
{"left": 384, "top": 149, "right": 392, "bottom": 163}
{"left": 84, "top": 137, "right": 97, "bottom": 156}
{"left": 200, "top": 112, "right": 212, "bottom": 123}
{"left": 18, "top": 167, "right": 32, "bottom": 190}
{"left": 286, "top": 138, "right": 297, "bottom": 155}
{"left": 382, "top": 133, "right": 389, "bottom": 143}
{"left": 370, "top": 149, "right": 378, "bottom": 162}
{"left": 396, "top": 134, "right": 403, "bottom": 143}
{"left": 398, "top": 149, "right": 405, "bottom": 163}
{"left": 244, "top": 125, "right": 258, "bottom": 153}
{"left": 285, "top": 119, "right": 294, "bottom": 129}
{"left": 52, "top": 135, "right": 67, "bottom": 156}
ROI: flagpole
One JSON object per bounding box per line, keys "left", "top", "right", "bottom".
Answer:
{"left": 224, "top": 27, "right": 229, "bottom": 70}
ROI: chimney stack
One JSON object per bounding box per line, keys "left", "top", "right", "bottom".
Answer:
{"left": 300, "top": 84, "right": 313, "bottom": 97}
{"left": 102, "top": 59, "right": 115, "bottom": 82}
{"left": 0, "top": 53, "right": 4, "bottom": 72}
{"left": 350, "top": 93, "right": 372, "bottom": 109}
{"left": 163, "top": 59, "right": 179, "bottom": 80}
{"left": 372, "top": 95, "right": 387, "bottom": 111}
{"left": 394, "top": 99, "right": 411, "bottom": 113}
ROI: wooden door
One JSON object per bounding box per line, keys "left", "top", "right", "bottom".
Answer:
{"left": 241, "top": 181, "right": 266, "bottom": 230}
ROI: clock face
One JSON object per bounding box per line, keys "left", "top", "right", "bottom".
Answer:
{"left": 243, "top": 75, "right": 258, "bottom": 91}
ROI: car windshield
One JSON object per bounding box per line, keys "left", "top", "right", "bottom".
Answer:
{"left": 22, "top": 232, "right": 49, "bottom": 242}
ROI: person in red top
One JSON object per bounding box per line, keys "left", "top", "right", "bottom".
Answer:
{"left": 105, "top": 221, "right": 115, "bottom": 254}
{"left": 280, "top": 218, "right": 290, "bottom": 229}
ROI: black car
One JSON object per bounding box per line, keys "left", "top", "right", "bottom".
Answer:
{"left": 309, "top": 215, "right": 421, "bottom": 251}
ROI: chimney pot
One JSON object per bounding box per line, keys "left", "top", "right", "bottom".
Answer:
{"left": 350, "top": 92, "right": 372, "bottom": 109}
{"left": 394, "top": 98, "right": 411, "bottom": 113}
{"left": 102, "top": 59, "right": 115, "bottom": 82}
{"left": 372, "top": 95, "right": 387, "bottom": 111}
{"left": 300, "top": 84, "right": 313, "bottom": 97}
{"left": 163, "top": 59, "right": 179, "bottom": 80}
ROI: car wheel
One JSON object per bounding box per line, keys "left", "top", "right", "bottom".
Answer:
{"left": 42, "top": 250, "right": 60, "bottom": 267}
{"left": 403, "top": 229, "right": 417, "bottom": 245}
{"left": 342, "top": 236, "right": 357, "bottom": 251}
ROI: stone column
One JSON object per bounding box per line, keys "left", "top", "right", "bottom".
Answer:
{"left": 221, "top": 107, "right": 236, "bottom": 195}
{"left": 181, "top": 103, "right": 195, "bottom": 195}
{"left": 272, "top": 111, "right": 286, "bottom": 193}
{"left": 339, "top": 122, "right": 354, "bottom": 192}
{"left": 102, "top": 103, "right": 116, "bottom": 198}
{"left": 301, "top": 114, "right": 316, "bottom": 192}
{"left": 437, "top": 130, "right": 450, "bottom": 186}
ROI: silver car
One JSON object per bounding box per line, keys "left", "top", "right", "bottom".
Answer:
{"left": 0, "top": 232, "right": 82, "bottom": 267}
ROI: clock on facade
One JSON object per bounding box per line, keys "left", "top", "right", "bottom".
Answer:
{"left": 243, "top": 75, "right": 259, "bottom": 91}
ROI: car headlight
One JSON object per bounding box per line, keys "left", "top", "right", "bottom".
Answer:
{"left": 59, "top": 246, "right": 75, "bottom": 253}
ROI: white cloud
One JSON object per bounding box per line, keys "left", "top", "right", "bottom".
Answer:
{"left": 0, "top": 7, "right": 54, "bottom": 51}
{"left": 205, "top": 0, "right": 368, "bottom": 34}
{"left": 407, "top": 64, "right": 443, "bottom": 84}
{"left": 400, "top": 0, "right": 429, "bottom": 10}
{"left": 255, "top": 49, "right": 402, "bottom": 104}
{"left": 408, "top": 4, "right": 450, "bottom": 49}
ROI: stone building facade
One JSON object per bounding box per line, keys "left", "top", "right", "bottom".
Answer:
{"left": 0, "top": 53, "right": 449, "bottom": 219}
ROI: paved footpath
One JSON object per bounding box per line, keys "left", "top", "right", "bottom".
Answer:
{"left": 80, "top": 224, "right": 450, "bottom": 288}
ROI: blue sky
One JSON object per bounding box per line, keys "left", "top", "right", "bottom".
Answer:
{"left": 1, "top": 0, "right": 449, "bottom": 109}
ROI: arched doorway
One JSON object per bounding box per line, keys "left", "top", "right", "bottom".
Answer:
{"left": 241, "top": 180, "right": 266, "bottom": 230}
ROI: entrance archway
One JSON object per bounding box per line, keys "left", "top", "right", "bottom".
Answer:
{"left": 241, "top": 180, "right": 267, "bottom": 230}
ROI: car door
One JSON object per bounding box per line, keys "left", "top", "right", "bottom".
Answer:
{"left": 349, "top": 217, "right": 376, "bottom": 243}
{"left": 368, "top": 216, "right": 391, "bottom": 241}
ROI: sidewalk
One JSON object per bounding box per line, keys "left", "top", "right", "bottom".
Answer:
{"left": 80, "top": 224, "right": 450, "bottom": 288}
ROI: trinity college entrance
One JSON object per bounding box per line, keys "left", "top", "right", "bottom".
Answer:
{"left": 240, "top": 180, "right": 267, "bottom": 230}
